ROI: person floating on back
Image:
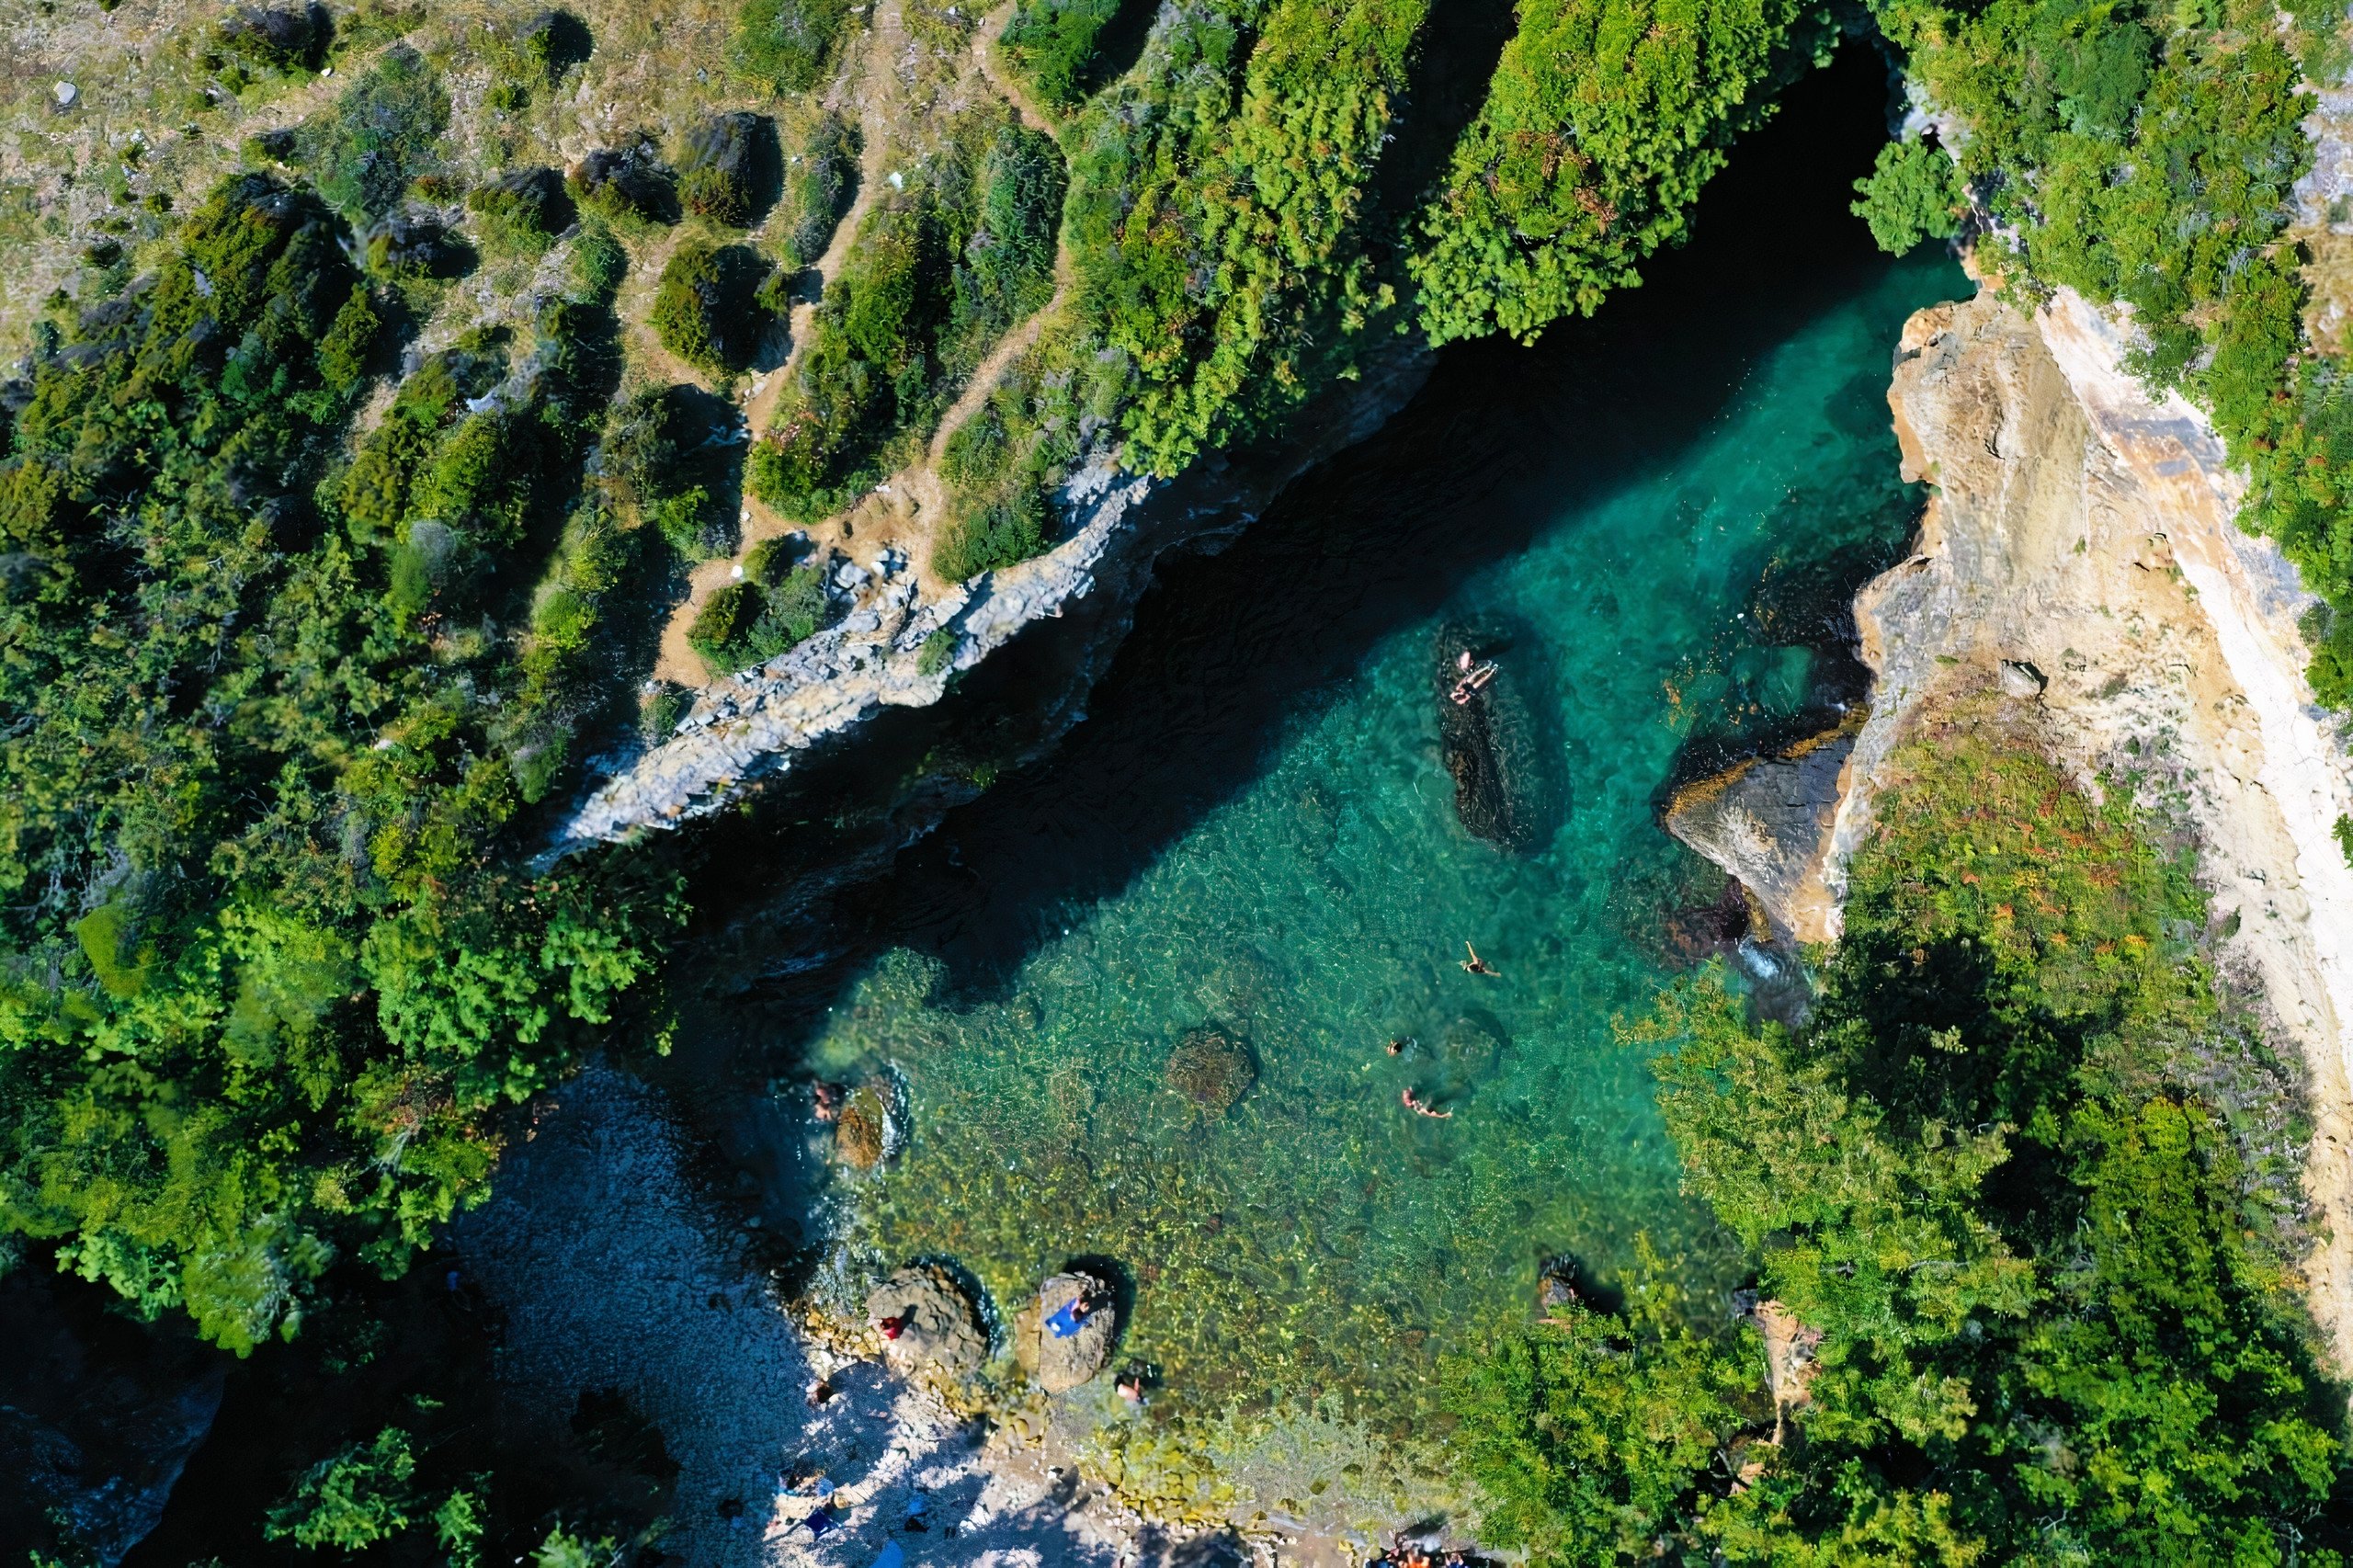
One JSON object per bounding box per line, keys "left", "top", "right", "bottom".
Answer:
{"left": 1461, "top": 940, "right": 1499, "bottom": 977}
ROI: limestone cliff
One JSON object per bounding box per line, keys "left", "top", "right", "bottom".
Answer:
{"left": 1839, "top": 288, "right": 2353, "bottom": 1371}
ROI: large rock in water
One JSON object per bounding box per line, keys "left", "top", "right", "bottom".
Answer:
{"left": 1436, "top": 624, "right": 1557, "bottom": 852}
{"left": 1663, "top": 720, "right": 1858, "bottom": 945}
{"left": 866, "top": 1265, "right": 987, "bottom": 1382}
{"left": 1029, "top": 1272, "right": 1116, "bottom": 1393}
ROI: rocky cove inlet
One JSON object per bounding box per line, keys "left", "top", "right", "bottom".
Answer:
{"left": 703, "top": 53, "right": 1974, "bottom": 1508}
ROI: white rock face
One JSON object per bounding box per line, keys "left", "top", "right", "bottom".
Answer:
{"left": 1829, "top": 284, "right": 2353, "bottom": 1376}
{"left": 561, "top": 471, "right": 1152, "bottom": 845}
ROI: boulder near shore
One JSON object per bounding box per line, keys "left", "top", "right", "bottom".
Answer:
{"left": 866, "top": 1265, "right": 988, "bottom": 1382}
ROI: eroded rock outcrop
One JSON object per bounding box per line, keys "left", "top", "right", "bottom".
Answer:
{"left": 1663, "top": 721, "right": 1858, "bottom": 945}
{"left": 867, "top": 1264, "right": 988, "bottom": 1383}
{"left": 1665, "top": 282, "right": 2353, "bottom": 1372}
{"left": 1868, "top": 288, "right": 2353, "bottom": 1371}
{"left": 563, "top": 346, "right": 1435, "bottom": 846}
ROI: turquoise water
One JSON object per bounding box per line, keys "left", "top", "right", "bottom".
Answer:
{"left": 787, "top": 243, "right": 1970, "bottom": 1455}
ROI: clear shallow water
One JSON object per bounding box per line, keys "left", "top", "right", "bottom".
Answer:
{"left": 788, "top": 240, "right": 1972, "bottom": 1446}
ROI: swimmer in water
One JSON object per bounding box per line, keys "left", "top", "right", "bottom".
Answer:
{"left": 1403, "top": 1087, "right": 1454, "bottom": 1119}
{"left": 1461, "top": 941, "right": 1500, "bottom": 977}
{"left": 1386, "top": 1036, "right": 1417, "bottom": 1057}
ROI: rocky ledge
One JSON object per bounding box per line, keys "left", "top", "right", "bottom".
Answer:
{"left": 562, "top": 347, "right": 1435, "bottom": 846}
{"left": 1670, "top": 282, "right": 2353, "bottom": 1374}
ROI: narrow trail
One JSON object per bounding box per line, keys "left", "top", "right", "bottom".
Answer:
{"left": 654, "top": 6, "right": 903, "bottom": 687}
{"left": 653, "top": 0, "right": 1086, "bottom": 686}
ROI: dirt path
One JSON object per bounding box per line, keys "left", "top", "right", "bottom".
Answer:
{"left": 652, "top": 0, "right": 1084, "bottom": 689}
{"left": 973, "top": 2, "right": 1064, "bottom": 144}
{"left": 653, "top": 6, "right": 904, "bottom": 687}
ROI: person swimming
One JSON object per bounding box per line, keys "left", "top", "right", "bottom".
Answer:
{"left": 1460, "top": 940, "right": 1500, "bottom": 977}
{"left": 1449, "top": 652, "right": 1500, "bottom": 706}
{"left": 1402, "top": 1087, "right": 1454, "bottom": 1119}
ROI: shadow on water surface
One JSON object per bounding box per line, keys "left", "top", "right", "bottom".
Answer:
{"left": 774, "top": 41, "right": 1935, "bottom": 1007}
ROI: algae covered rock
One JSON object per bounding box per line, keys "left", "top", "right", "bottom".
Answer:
{"left": 1435, "top": 621, "right": 1560, "bottom": 853}
{"left": 1165, "top": 1026, "right": 1256, "bottom": 1114}
{"left": 866, "top": 1265, "right": 986, "bottom": 1381}
{"left": 833, "top": 1085, "right": 888, "bottom": 1169}
{"left": 1029, "top": 1271, "right": 1116, "bottom": 1393}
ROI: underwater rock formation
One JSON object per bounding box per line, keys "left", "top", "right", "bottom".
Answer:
{"left": 1662, "top": 719, "right": 1859, "bottom": 945}
{"left": 1435, "top": 623, "right": 1557, "bottom": 852}
{"left": 833, "top": 1085, "right": 889, "bottom": 1169}
{"left": 866, "top": 1265, "right": 987, "bottom": 1382}
{"left": 1165, "top": 1026, "right": 1256, "bottom": 1114}
{"left": 1029, "top": 1272, "right": 1116, "bottom": 1393}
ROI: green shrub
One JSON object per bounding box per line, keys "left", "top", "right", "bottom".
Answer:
{"left": 933, "top": 486, "right": 1050, "bottom": 581}
{"left": 266, "top": 1427, "right": 420, "bottom": 1549}
{"left": 779, "top": 112, "right": 858, "bottom": 268}
{"left": 918, "top": 625, "right": 958, "bottom": 676}
{"left": 600, "top": 384, "right": 738, "bottom": 557}
{"left": 650, "top": 240, "right": 771, "bottom": 373}
{"left": 466, "top": 166, "right": 573, "bottom": 256}
{"left": 216, "top": 5, "right": 327, "bottom": 74}
{"left": 999, "top": 0, "right": 1120, "bottom": 108}
{"left": 733, "top": 0, "right": 856, "bottom": 94}
{"left": 686, "top": 580, "right": 759, "bottom": 670}
{"left": 311, "top": 44, "right": 449, "bottom": 220}
{"left": 569, "top": 138, "right": 680, "bottom": 227}
{"left": 486, "top": 12, "right": 592, "bottom": 112}
{"left": 569, "top": 220, "right": 627, "bottom": 302}
{"left": 677, "top": 111, "right": 779, "bottom": 228}
{"left": 744, "top": 530, "right": 812, "bottom": 584}
{"left": 1851, "top": 138, "right": 1964, "bottom": 254}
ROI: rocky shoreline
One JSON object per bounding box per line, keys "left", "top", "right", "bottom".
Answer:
{"left": 561, "top": 344, "right": 1437, "bottom": 848}
{"left": 1669, "top": 279, "right": 2353, "bottom": 1378}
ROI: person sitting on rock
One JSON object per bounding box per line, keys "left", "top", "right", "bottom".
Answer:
{"left": 877, "top": 1312, "right": 908, "bottom": 1340}
{"left": 1044, "top": 1288, "right": 1101, "bottom": 1339}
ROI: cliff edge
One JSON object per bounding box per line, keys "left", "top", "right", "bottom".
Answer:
{"left": 1680, "top": 286, "right": 2353, "bottom": 1374}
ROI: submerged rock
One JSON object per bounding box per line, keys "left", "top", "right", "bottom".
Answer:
{"left": 0, "top": 1268, "right": 226, "bottom": 1565}
{"left": 866, "top": 1265, "right": 986, "bottom": 1382}
{"left": 833, "top": 1085, "right": 888, "bottom": 1169}
{"left": 1029, "top": 1271, "right": 1116, "bottom": 1393}
{"left": 1435, "top": 623, "right": 1557, "bottom": 852}
{"left": 1165, "top": 1026, "right": 1256, "bottom": 1114}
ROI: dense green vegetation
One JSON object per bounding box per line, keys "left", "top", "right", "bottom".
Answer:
{"left": 1411, "top": 0, "right": 1829, "bottom": 345}
{"left": 1850, "top": 136, "right": 1965, "bottom": 255}
{"left": 1449, "top": 717, "right": 2351, "bottom": 1562}
{"left": 749, "top": 117, "right": 1064, "bottom": 520}
{"left": 0, "top": 176, "right": 676, "bottom": 1354}
{"left": 1000, "top": 0, "right": 1121, "bottom": 108}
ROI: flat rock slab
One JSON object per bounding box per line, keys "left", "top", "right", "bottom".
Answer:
{"left": 1029, "top": 1272, "right": 1115, "bottom": 1393}
{"left": 867, "top": 1265, "right": 987, "bottom": 1382}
